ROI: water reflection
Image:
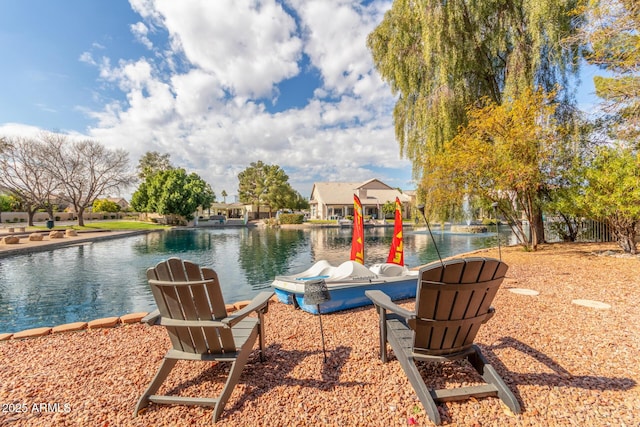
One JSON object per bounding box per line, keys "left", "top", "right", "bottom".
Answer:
{"left": 238, "top": 228, "right": 309, "bottom": 286}
{"left": 0, "top": 226, "right": 513, "bottom": 333}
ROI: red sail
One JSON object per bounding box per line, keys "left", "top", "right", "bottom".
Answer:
{"left": 350, "top": 194, "right": 365, "bottom": 264}
{"left": 386, "top": 197, "right": 404, "bottom": 265}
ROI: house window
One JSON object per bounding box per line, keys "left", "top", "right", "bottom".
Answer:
{"left": 328, "top": 207, "right": 344, "bottom": 218}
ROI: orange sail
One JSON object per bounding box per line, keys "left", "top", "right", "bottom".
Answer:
{"left": 386, "top": 197, "right": 404, "bottom": 265}
{"left": 350, "top": 194, "right": 365, "bottom": 264}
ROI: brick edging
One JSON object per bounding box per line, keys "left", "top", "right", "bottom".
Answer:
{"left": 0, "top": 297, "right": 276, "bottom": 341}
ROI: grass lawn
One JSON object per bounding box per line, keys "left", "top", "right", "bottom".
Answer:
{"left": 29, "top": 221, "right": 169, "bottom": 231}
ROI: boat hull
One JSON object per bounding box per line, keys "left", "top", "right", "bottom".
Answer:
{"left": 273, "top": 275, "right": 418, "bottom": 314}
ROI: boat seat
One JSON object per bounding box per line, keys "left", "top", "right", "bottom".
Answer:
{"left": 370, "top": 263, "right": 408, "bottom": 277}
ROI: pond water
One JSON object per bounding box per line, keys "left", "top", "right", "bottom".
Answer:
{"left": 0, "top": 226, "right": 513, "bottom": 333}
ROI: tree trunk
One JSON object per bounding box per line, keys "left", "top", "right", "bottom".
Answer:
{"left": 559, "top": 213, "right": 578, "bottom": 241}
{"left": 77, "top": 206, "right": 85, "bottom": 227}
{"left": 27, "top": 206, "right": 36, "bottom": 227}
{"left": 612, "top": 219, "right": 638, "bottom": 254}
{"left": 522, "top": 193, "right": 539, "bottom": 251}
{"left": 531, "top": 208, "right": 545, "bottom": 247}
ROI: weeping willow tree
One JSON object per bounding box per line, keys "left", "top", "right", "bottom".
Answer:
{"left": 368, "top": 0, "right": 584, "bottom": 244}
{"left": 429, "top": 89, "right": 566, "bottom": 250}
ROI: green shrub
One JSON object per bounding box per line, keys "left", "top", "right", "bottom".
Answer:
{"left": 264, "top": 217, "right": 279, "bottom": 227}
{"left": 482, "top": 218, "right": 500, "bottom": 226}
{"left": 279, "top": 213, "right": 304, "bottom": 224}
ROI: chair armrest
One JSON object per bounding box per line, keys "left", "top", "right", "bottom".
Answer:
{"left": 223, "top": 291, "right": 274, "bottom": 328}
{"left": 158, "top": 318, "right": 227, "bottom": 328}
{"left": 365, "top": 290, "right": 414, "bottom": 320}
{"left": 141, "top": 309, "right": 161, "bottom": 325}
{"left": 144, "top": 310, "right": 227, "bottom": 328}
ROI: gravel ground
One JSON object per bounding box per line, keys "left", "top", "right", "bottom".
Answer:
{"left": 1, "top": 242, "right": 638, "bottom": 426}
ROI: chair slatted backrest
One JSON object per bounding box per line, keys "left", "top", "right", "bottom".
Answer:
{"left": 410, "top": 258, "right": 508, "bottom": 356}
{"left": 147, "top": 258, "right": 235, "bottom": 354}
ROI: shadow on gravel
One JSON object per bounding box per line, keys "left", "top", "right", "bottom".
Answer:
{"left": 393, "top": 336, "right": 636, "bottom": 424}
{"left": 225, "top": 344, "right": 365, "bottom": 415}
{"left": 483, "top": 336, "right": 637, "bottom": 411}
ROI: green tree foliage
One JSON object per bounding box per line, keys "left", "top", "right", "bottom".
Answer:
{"left": 289, "top": 191, "right": 310, "bottom": 210}
{"left": 136, "top": 151, "right": 173, "bottom": 180}
{"left": 221, "top": 189, "right": 228, "bottom": 203}
{"left": 579, "top": 145, "right": 640, "bottom": 254}
{"left": 238, "top": 161, "right": 300, "bottom": 217}
{"left": 368, "top": 0, "right": 583, "bottom": 178}
{"left": 576, "top": 0, "right": 640, "bottom": 145}
{"left": 0, "top": 194, "right": 13, "bottom": 212}
{"left": 427, "top": 89, "right": 565, "bottom": 250}
{"left": 92, "top": 199, "right": 121, "bottom": 213}
{"left": 543, "top": 117, "right": 595, "bottom": 242}
{"left": 368, "top": 0, "right": 584, "bottom": 244}
{"left": 382, "top": 200, "right": 397, "bottom": 219}
{"left": 131, "top": 168, "right": 215, "bottom": 223}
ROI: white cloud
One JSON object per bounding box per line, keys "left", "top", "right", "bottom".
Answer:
{"left": 130, "top": 22, "right": 153, "bottom": 50}
{"left": 80, "top": 0, "right": 410, "bottom": 198}
{"left": 290, "top": 0, "right": 389, "bottom": 99}
{"left": 145, "top": 0, "right": 303, "bottom": 99}
{"left": 0, "top": 123, "right": 46, "bottom": 139}
{"left": 79, "top": 52, "right": 97, "bottom": 66}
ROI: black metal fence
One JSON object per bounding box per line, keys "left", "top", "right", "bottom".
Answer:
{"left": 544, "top": 218, "right": 613, "bottom": 243}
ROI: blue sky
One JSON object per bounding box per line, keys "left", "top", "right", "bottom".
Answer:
{"left": 0, "top": 0, "right": 604, "bottom": 200}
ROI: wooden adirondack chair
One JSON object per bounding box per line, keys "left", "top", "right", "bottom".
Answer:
{"left": 366, "top": 257, "right": 520, "bottom": 425}
{"left": 134, "top": 258, "right": 274, "bottom": 423}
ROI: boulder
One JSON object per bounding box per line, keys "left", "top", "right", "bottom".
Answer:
{"left": 49, "top": 230, "right": 64, "bottom": 239}
{"left": 65, "top": 229, "right": 78, "bottom": 237}
{"left": 2, "top": 236, "right": 19, "bottom": 244}
{"left": 29, "top": 233, "right": 44, "bottom": 241}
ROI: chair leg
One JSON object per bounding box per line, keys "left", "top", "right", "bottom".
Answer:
{"left": 398, "top": 356, "right": 441, "bottom": 425}
{"left": 133, "top": 358, "right": 178, "bottom": 417}
{"left": 386, "top": 326, "right": 441, "bottom": 425}
{"left": 467, "top": 345, "right": 521, "bottom": 414}
{"left": 376, "top": 306, "right": 388, "bottom": 363}
{"left": 212, "top": 343, "right": 255, "bottom": 422}
{"left": 258, "top": 310, "right": 266, "bottom": 362}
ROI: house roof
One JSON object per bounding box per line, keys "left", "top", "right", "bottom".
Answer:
{"left": 310, "top": 178, "right": 411, "bottom": 205}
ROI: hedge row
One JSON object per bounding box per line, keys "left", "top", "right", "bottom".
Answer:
{"left": 279, "top": 213, "right": 304, "bottom": 224}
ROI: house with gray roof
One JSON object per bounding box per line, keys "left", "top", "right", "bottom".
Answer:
{"left": 309, "top": 178, "right": 413, "bottom": 220}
